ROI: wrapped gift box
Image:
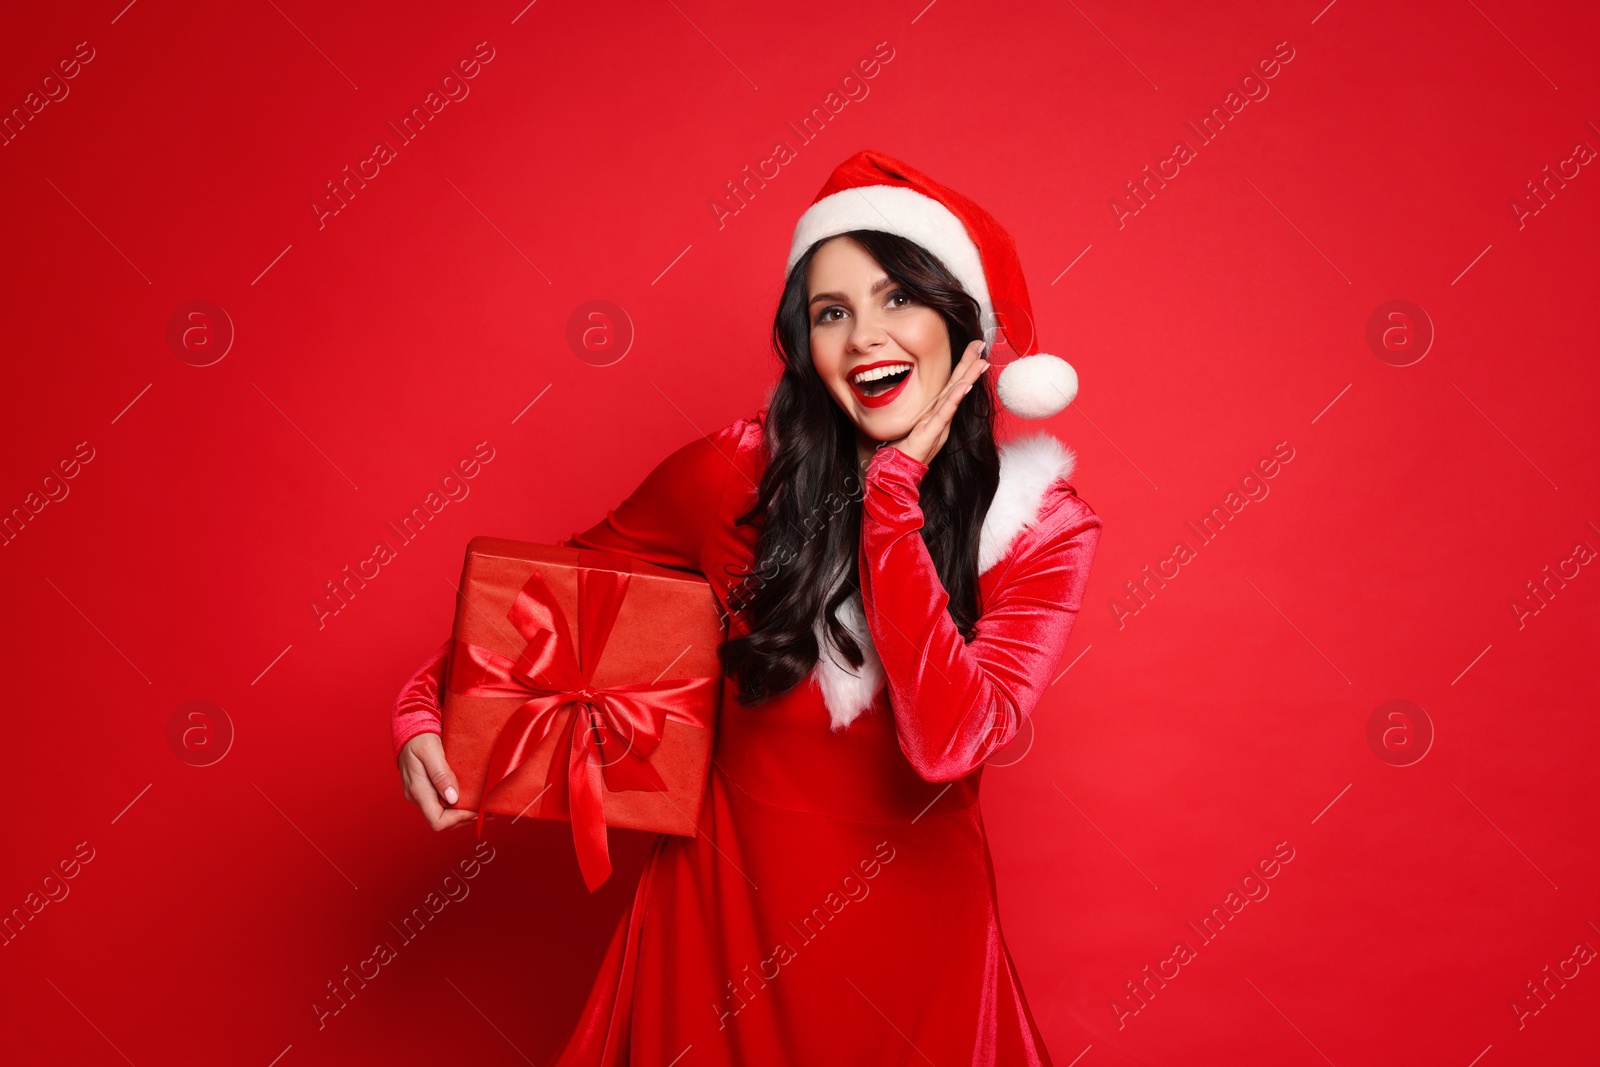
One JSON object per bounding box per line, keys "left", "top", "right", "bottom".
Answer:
{"left": 442, "top": 536, "right": 724, "bottom": 890}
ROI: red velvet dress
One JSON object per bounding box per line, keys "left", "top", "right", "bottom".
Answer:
{"left": 391, "top": 405, "right": 1102, "bottom": 1065}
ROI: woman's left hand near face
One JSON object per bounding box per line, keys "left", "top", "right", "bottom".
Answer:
{"left": 882, "top": 340, "right": 990, "bottom": 466}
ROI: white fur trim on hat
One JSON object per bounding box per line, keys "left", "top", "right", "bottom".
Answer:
{"left": 786, "top": 185, "right": 993, "bottom": 317}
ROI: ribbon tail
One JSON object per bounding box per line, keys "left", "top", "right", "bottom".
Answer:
{"left": 601, "top": 752, "right": 669, "bottom": 794}
{"left": 567, "top": 704, "right": 613, "bottom": 892}
{"left": 481, "top": 697, "right": 564, "bottom": 815}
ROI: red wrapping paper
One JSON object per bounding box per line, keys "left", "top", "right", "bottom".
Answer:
{"left": 441, "top": 536, "right": 724, "bottom": 891}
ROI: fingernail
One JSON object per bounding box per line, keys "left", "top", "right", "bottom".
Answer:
{"left": 445, "top": 786, "right": 459, "bottom": 804}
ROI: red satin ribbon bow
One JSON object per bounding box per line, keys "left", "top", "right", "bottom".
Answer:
{"left": 451, "top": 555, "right": 716, "bottom": 891}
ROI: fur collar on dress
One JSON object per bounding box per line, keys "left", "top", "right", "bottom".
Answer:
{"left": 810, "top": 433, "right": 1078, "bottom": 731}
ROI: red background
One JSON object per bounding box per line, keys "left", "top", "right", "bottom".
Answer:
{"left": 4, "top": 1, "right": 1598, "bottom": 1064}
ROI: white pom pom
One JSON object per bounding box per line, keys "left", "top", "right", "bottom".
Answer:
{"left": 995, "top": 354, "right": 1078, "bottom": 420}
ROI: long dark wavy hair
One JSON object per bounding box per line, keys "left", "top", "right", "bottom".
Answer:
{"left": 715, "top": 229, "right": 1001, "bottom": 709}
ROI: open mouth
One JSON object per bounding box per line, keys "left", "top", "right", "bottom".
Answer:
{"left": 847, "top": 361, "right": 914, "bottom": 408}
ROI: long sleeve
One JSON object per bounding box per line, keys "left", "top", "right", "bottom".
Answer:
{"left": 857, "top": 444, "right": 1102, "bottom": 783}
{"left": 558, "top": 420, "right": 745, "bottom": 573}
{"left": 392, "top": 636, "right": 452, "bottom": 760}
{"left": 390, "top": 418, "right": 751, "bottom": 761}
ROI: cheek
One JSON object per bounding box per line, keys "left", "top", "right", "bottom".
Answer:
{"left": 901, "top": 313, "right": 950, "bottom": 384}
{"left": 810, "top": 332, "right": 846, "bottom": 385}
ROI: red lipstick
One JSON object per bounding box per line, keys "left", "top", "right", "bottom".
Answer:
{"left": 847, "top": 360, "right": 914, "bottom": 409}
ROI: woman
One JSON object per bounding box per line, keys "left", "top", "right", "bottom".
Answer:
{"left": 392, "top": 150, "right": 1102, "bottom": 1065}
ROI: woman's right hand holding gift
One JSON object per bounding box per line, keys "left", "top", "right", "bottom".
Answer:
{"left": 398, "top": 732, "right": 477, "bottom": 831}
{"left": 392, "top": 638, "right": 476, "bottom": 830}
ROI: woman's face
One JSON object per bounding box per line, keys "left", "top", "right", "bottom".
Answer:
{"left": 807, "top": 235, "right": 954, "bottom": 453}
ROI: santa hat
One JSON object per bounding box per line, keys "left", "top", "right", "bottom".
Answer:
{"left": 785, "top": 149, "right": 1078, "bottom": 420}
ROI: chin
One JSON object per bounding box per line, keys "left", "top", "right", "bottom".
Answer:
{"left": 855, "top": 410, "right": 912, "bottom": 438}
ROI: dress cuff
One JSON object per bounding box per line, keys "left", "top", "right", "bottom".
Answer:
{"left": 866, "top": 444, "right": 929, "bottom": 492}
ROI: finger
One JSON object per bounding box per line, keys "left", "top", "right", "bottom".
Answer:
{"left": 421, "top": 745, "right": 461, "bottom": 807}
{"left": 898, "top": 341, "right": 990, "bottom": 461}
{"left": 944, "top": 376, "right": 973, "bottom": 420}
{"left": 411, "top": 768, "right": 447, "bottom": 824}
{"left": 939, "top": 362, "right": 984, "bottom": 426}
{"left": 914, "top": 341, "right": 985, "bottom": 425}
{"left": 950, "top": 345, "right": 988, "bottom": 401}
{"left": 950, "top": 343, "right": 989, "bottom": 400}
{"left": 432, "top": 807, "right": 478, "bottom": 832}
{"left": 964, "top": 343, "right": 990, "bottom": 381}
{"left": 398, "top": 743, "right": 441, "bottom": 816}
{"left": 949, "top": 340, "right": 983, "bottom": 389}
{"left": 912, "top": 369, "right": 973, "bottom": 460}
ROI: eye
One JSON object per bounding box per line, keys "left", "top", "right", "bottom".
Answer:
{"left": 887, "top": 289, "right": 914, "bottom": 308}
{"left": 813, "top": 304, "right": 846, "bottom": 325}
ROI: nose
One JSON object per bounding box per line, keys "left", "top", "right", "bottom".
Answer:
{"left": 848, "top": 308, "right": 888, "bottom": 353}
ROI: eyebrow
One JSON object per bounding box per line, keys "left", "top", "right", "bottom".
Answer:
{"left": 809, "top": 276, "right": 896, "bottom": 307}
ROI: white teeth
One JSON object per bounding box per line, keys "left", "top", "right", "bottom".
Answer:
{"left": 850, "top": 363, "right": 912, "bottom": 385}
